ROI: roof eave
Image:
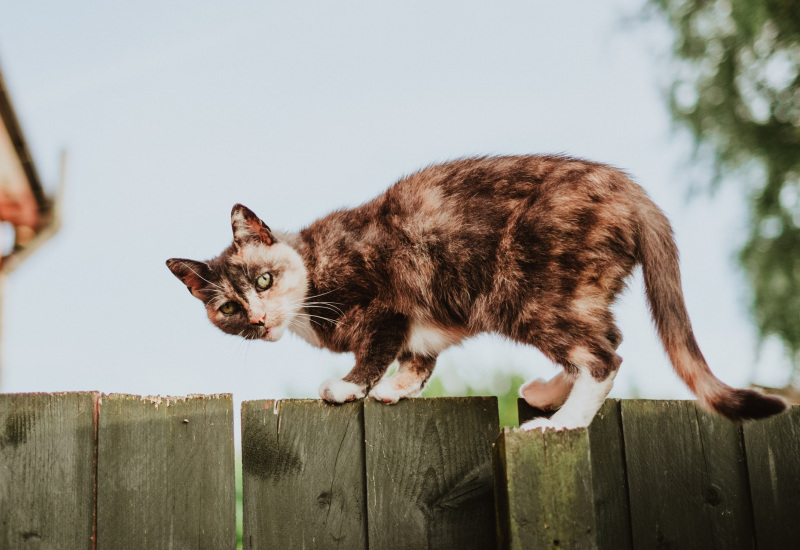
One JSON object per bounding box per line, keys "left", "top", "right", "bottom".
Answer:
{"left": 0, "top": 64, "right": 60, "bottom": 275}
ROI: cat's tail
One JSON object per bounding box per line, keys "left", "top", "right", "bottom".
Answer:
{"left": 636, "top": 200, "right": 787, "bottom": 421}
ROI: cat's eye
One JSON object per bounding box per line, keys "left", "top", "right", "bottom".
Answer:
{"left": 256, "top": 273, "right": 273, "bottom": 291}
{"left": 219, "top": 302, "right": 239, "bottom": 315}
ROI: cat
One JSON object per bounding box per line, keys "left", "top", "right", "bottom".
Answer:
{"left": 167, "top": 155, "right": 786, "bottom": 430}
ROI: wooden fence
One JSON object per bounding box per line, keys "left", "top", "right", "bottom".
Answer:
{"left": 0, "top": 392, "right": 797, "bottom": 549}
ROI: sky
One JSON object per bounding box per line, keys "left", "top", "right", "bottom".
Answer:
{"left": 0, "top": 0, "right": 792, "bottom": 417}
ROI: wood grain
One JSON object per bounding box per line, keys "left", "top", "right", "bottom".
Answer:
{"left": 241, "top": 399, "right": 367, "bottom": 549}
{"left": 96, "top": 393, "right": 236, "bottom": 550}
{"left": 621, "top": 399, "right": 753, "bottom": 550}
{"left": 585, "top": 399, "right": 631, "bottom": 550}
{"left": 514, "top": 398, "right": 631, "bottom": 549}
{"left": 0, "top": 392, "right": 97, "bottom": 550}
{"left": 743, "top": 404, "right": 800, "bottom": 549}
{"left": 364, "top": 396, "right": 499, "bottom": 549}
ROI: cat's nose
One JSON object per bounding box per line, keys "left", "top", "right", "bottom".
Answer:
{"left": 249, "top": 313, "right": 266, "bottom": 326}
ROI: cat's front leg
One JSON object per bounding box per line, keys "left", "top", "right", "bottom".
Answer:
{"left": 369, "top": 353, "right": 436, "bottom": 404}
{"left": 319, "top": 310, "right": 408, "bottom": 404}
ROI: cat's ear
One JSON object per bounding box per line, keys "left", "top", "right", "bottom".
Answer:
{"left": 231, "top": 204, "right": 276, "bottom": 247}
{"left": 166, "top": 258, "right": 212, "bottom": 300}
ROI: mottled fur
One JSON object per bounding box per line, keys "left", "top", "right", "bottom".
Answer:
{"left": 168, "top": 155, "right": 786, "bottom": 429}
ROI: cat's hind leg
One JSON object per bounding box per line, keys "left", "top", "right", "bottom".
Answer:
{"left": 519, "top": 370, "right": 574, "bottom": 412}
{"left": 520, "top": 344, "right": 621, "bottom": 431}
{"left": 369, "top": 353, "right": 436, "bottom": 404}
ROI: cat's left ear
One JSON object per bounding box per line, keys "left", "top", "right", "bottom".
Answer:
{"left": 166, "top": 258, "right": 212, "bottom": 300}
{"left": 231, "top": 204, "right": 276, "bottom": 247}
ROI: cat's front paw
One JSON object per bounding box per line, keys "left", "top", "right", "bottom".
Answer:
{"left": 319, "top": 379, "right": 366, "bottom": 404}
{"left": 369, "top": 379, "right": 422, "bottom": 404}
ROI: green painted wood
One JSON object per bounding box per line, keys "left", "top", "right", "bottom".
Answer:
{"left": 742, "top": 404, "right": 800, "bottom": 548}
{"left": 364, "top": 397, "right": 499, "bottom": 549}
{"left": 0, "top": 392, "right": 97, "bottom": 549}
{"left": 621, "top": 399, "right": 754, "bottom": 550}
{"left": 499, "top": 400, "right": 629, "bottom": 550}
{"left": 96, "top": 393, "right": 236, "bottom": 550}
{"left": 241, "top": 399, "right": 366, "bottom": 549}
{"left": 584, "top": 399, "right": 631, "bottom": 550}
{"left": 494, "top": 427, "right": 596, "bottom": 550}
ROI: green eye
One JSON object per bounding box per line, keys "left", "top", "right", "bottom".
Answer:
{"left": 256, "top": 273, "right": 273, "bottom": 291}
{"left": 220, "top": 302, "right": 239, "bottom": 315}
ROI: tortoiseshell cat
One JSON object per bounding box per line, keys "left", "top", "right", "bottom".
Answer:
{"left": 167, "top": 155, "right": 786, "bottom": 430}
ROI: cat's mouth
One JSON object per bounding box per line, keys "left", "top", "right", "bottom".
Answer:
{"left": 240, "top": 325, "right": 271, "bottom": 341}
{"left": 238, "top": 322, "right": 285, "bottom": 342}
{"left": 258, "top": 325, "right": 285, "bottom": 342}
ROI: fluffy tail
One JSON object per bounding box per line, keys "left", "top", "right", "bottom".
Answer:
{"left": 637, "top": 202, "right": 787, "bottom": 421}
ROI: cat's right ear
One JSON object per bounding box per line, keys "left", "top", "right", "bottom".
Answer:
{"left": 166, "top": 259, "right": 212, "bottom": 300}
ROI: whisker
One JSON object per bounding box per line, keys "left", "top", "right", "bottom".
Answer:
{"left": 285, "top": 296, "right": 345, "bottom": 309}
{"left": 301, "top": 302, "right": 346, "bottom": 314}
{"left": 300, "top": 306, "right": 345, "bottom": 318}
{"left": 300, "top": 289, "right": 340, "bottom": 301}
{"left": 291, "top": 315, "right": 328, "bottom": 328}
{"left": 288, "top": 318, "right": 314, "bottom": 335}
{"left": 291, "top": 312, "right": 338, "bottom": 326}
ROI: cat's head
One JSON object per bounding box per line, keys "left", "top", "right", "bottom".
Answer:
{"left": 167, "top": 204, "right": 307, "bottom": 342}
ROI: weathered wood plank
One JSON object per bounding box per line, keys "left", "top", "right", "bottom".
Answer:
{"left": 96, "top": 393, "right": 236, "bottom": 550}
{"left": 241, "top": 399, "right": 366, "bottom": 550}
{"left": 0, "top": 392, "right": 97, "bottom": 550}
{"left": 743, "top": 404, "right": 800, "bottom": 549}
{"left": 494, "top": 426, "right": 596, "bottom": 550}
{"left": 583, "top": 399, "right": 631, "bottom": 550}
{"left": 500, "top": 399, "right": 629, "bottom": 550}
{"left": 621, "top": 399, "right": 753, "bottom": 550}
{"left": 364, "top": 397, "right": 499, "bottom": 549}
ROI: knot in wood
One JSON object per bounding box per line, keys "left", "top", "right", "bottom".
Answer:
{"left": 704, "top": 485, "right": 722, "bottom": 506}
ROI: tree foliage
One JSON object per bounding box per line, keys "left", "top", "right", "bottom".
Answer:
{"left": 647, "top": 0, "right": 800, "bottom": 377}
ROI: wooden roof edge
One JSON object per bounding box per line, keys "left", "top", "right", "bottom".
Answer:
{"left": 0, "top": 63, "right": 50, "bottom": 215}
{"left": 0, "top": 151, "right": 65, "bottom": 276}
{"left": 0, "top": 63, "right": 62, "bottom": 275}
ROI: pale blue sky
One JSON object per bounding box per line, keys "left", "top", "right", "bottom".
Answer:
{"left": 0, "top": 0, "right": 791, "bottom": 410}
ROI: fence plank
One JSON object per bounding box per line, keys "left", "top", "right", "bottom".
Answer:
{"left": 241, "top": 399, "right": 366, "bottom": 550}
{"left": 96, "top": 393, "right": 235, "bottom": 550}
{"left": 583, "top": 399, "right": 631, "bottom": 550}
{"left": 499, "top": 399, "right": 629, "bottom": 550}
{"left": 0, "top": 392, "right": 97, "bottom": 550}
{"left": 621, "top": 400, "right": 753, "bottom": 550}
{"left": 494, "top": 426, "right": 596, "bottom": 550}
{"left": 516, "top": 399, "right": 553, "bottom": 425}
{"left": 364, "top": 397, "right": 499, "bottom": 549}
{"left": 743, "top": 404, "right": 800, "bottom": 549}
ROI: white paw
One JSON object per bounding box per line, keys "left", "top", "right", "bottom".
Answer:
{"left": 369, "top": 379, "right": 422, "bottom": 404}
{"left": 520, "top": 411, "right": 589, "bottom": 432}
{"left": 519, "top": 417, "right": 565, "bottom": 432}
{"left": 319, "top": 379, "right": 366, "bottom": 404}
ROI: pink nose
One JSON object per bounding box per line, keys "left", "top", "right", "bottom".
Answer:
{"left": 249, "top": 313, "right": 266, "bottom": 326}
